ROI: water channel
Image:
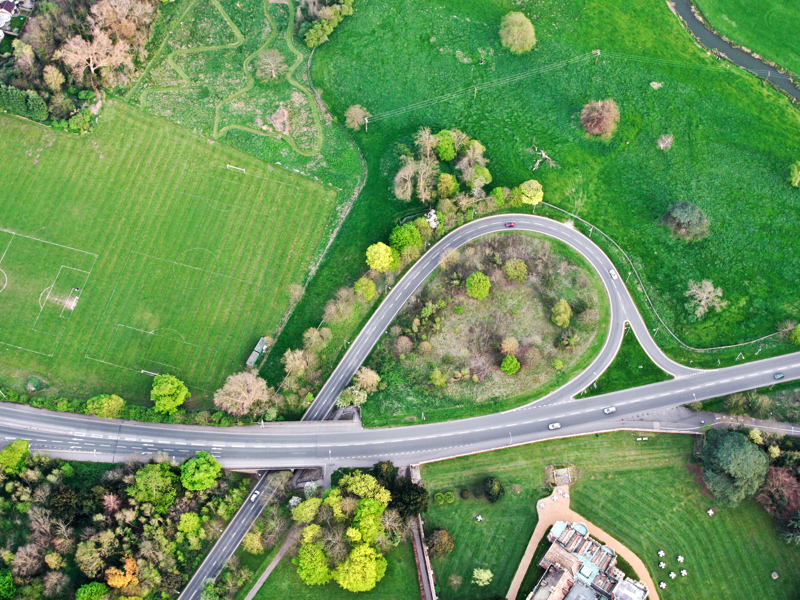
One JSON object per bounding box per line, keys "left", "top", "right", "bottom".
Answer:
{"left": 670, "top": 0, "right": 800, "bottom": 102}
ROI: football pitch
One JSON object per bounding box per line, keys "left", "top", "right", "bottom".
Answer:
{"left": 0, "top": 101, "right": 338, "bottom": 400}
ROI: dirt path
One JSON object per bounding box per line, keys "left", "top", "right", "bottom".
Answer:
{"left": 243, "top": 524, "right": 304, "bottom": 600}
{"left": 506, "top": 486, "right": 659, "bottom": 600}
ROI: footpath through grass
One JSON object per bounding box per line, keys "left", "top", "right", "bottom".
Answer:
{"left": 0, "top": 102, "right": 337, "bottom": 402}
{"left": 692, "top": 0, "right": 800, "bottom": 76}
{"left": 422, "top": 432, "right": 800, "bottom": 600}
{"left": 249, "top": 538, "right": 418, "bottom": 599}
{"left": 580, "top": 325, "right": 672, "bottom": 398}
{"left": 309, "top": 0, "right": 800, "bottom": 368}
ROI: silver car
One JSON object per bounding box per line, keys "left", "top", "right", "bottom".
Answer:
{"left": 548, "top": 422, "right": 562, "bottom": 430}
{"left": 603, "top": 407, "right": 617, "bottom": 414}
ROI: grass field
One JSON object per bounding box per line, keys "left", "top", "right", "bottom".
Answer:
{"left": 692, "top": 0, "right": 800, "bottom": 76}
{"left": 422, "top": 432, "right": 800, "bottom": 600}
{"left": 250, "top": 538, "right": 419, "bottom": 599}
{"left": 581, "top": 325, "right": 672, "bottom": 398}
{"left": 0, "top": 101, "right": 338, "bottom": 401}
{"left": 306, "top": 0, "right": 800, "bottom": 368}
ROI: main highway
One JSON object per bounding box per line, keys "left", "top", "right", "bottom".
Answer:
{"left": 2, "top": 215, "right": 799, "bottom": 471}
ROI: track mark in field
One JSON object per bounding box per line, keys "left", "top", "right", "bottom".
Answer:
{"left": 38, "top": 284, "right": 54, "bottom": 309}
{"left": 0, "top": 269, "right": 6, "bottom": 294}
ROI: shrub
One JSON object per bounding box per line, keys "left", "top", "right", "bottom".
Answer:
{"left": 791, "top": 161, "right": 800, "bottom": 187}
{"left": 580, "top": 99, "right": 620, "bottom": 138}
{"left": 503, "top": 258, "right": 528, "bottom": 282}
{"left": 484, "top": 477, "right": 505, "bottom": 503}
{"left": 661, "top": 201, "right": 709, "bottom": 239}
{"left": 85, "top": 394, "right": 125, "bottom": 419}
{"left": 430, "top": 368, "right": 448, "bottom": 388}
{"left": 418, "top": 341, "right": 433, "bottom": 355}
{"left": 551, "top": 298, "right": 572, "bottom": 328}
{"left": 354, "top": 276, "right": 377, "bottom": 301}
{"left": 501, "top": 355, "right": 521, "bottom": 375}
{"left": 427, "top": 529, "right": 455, "bottom": 557}
{"left": 444, "top": 491, "right": 455, "bottom": 503}
{"left": 553, "top": 359, "right": 565, "bottom": 371}
{"left": 434, "top": 492, "right": 445, "bottom": 505}
{"left": 499, "top": 12, "right": 536, "bottom": 54}
{"left": 460, "top": 489, "right": 470, "bottom": 499}
{"left": 466, "top": 272, "right": 491, "bottom": 300}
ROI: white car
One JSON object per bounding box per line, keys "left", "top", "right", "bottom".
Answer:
{"left": 548, "top": 422, "right": 562, "bottom": 430}
{"left": 603, "top": 406, "right": 617, "bottom": 414}
{"left": 250, "top": 490, "right": 261, "bottom": 503}
{"left": 609, "top": 269, "right": 618, "bottom": 280}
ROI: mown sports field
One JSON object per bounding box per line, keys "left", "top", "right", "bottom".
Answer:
{"left": 0, "top": 101, "right": 338, "bottom": 401}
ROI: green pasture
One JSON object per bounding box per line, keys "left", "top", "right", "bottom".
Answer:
{"left": 422, "top": 432, "right": 800, "bottom": 600}
{"left": 581, "top": 325, "right": 672, "bottom": 398}
{"left": 250, "top": 538, "right": 419, "bottom": 599}
{"left": 693, "top": 0, "right": 800, "bottom": 76}
{"left": 306, "top": 0, "right": 800, "bottom": 367}
{"left": 0, "top": 102, "right": 337, "bottom": 400}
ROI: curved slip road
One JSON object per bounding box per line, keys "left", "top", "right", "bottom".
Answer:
{"left": 1, "top": 215, "right": 798, "bottom": 470}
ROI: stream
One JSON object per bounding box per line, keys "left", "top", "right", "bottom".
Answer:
{"left": 670, "top": 0, "right": 800, "bottom": 102}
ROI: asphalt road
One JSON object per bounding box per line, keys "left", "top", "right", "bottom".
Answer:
{"left": 1, "top": 215, "right": 798, "bottom": 472}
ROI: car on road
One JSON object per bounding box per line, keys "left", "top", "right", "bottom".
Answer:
{"left": 505, "top": 222, "right": 515, "bottom": 228}
{"left": 603, "top": 406, "right": 617, "bottom": 414}
{"left": 774, "top": 373, "right": 785, "bottom": 380}
{"left": 548, "top": 422, "right": 562, "bottom": 430}
{"left": 249, "top": 490, "right": 261, "bottom": 503}
{"left": 609, "top": 269, "right": 618, "bottom": 280}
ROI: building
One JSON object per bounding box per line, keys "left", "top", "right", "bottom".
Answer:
{"left": 526, "top": 521, "right": 648, "bottom": 600}
{"left": 0, "top": 1, "right": 15, "bottom": 28}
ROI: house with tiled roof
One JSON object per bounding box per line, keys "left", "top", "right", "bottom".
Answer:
{"left": 526, "top": 521, "right": 649, "bottom": 600}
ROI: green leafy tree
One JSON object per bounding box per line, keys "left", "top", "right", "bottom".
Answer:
{"left": 354, "top": 277, "right": 377, "bottom": 301}
{"left": 790, "top": 161, "right": 800, "bottom": 187}
{"left": 551, "top": 298, "right": 572, "bottom": 328}
{"left": 501, "top": 355, "right": 521, "bottom": 375}
{"left": 371, "top": 461, "right": 398, "bottom": 489}
{"left": 0, "top": 570, "right": 15, "bottom": 600}
{"left": 389, "top": 223, "right": 422, "bottom": 252}
{"left": 332, "top": 543, "right": 387, "bottom": 592}
{"left": 242, "top": 532, "right": 265, "bottom": 555}
{"left": 484, "top": 476, "right": 505, "bottom": 503}
{"left": 85, "top": 394, "right": 125, "bottom": 419}
{"left": 518, "top": 179, "right": 543, "bottom": 206}
{"left": 178, "top": 512, "right": 202, "bottom": 535}
{"left": 181, "top": 451, "right": 223, "bottom": 491}
{"left": 151, "top": 374, "right": 189, "bottom": 415}
{"left": 427, "top": 529, "right": 454, "bottom": 557}
{"left": 500, "top": 12, "right": 536, "bottom": 54}
{"left": 472, "top": 568, "right": 493, "bottom": 587}
{"left": 127, "top": 462, "right": 178, "bottom": 513}
{"left": 76, "top": 582, "right": 111, "bottom": 600}
{"left": 365, "top": 242, "right": 394, "bottom": 272}
{"left": 430, "top": 368, "right": 448, "bottom": 388}
{"left": 437, "top": 173, "right": 459, "bottom": 198}
{"left": 292, "top": 498, "right": 323, "bottom": 523}
{"left": 294, "top": 543, "right": 332, "bottom": 585}
{"left": 0, "top": 440, "right": 29, "bottom": 475}
{"left": 469, "top": 165, "right": 492, "bottom": 188}
{"left": 466, "top": 272, "right": 491, "bottom": 300}
{"left": 502, "top": 258, "right": 528, "bottom": 282}
{"left": 435, "top": 130, "right": 456, "bottom": 161}
{"left": 700, "top": 429, "right": 769, "bottom": 507}
{"left": 391, "top": 477, "right": 429, "bottom": 518}
{"left": 791, "top": 324, "right": 800, "bottom": 346}
{"left": 339, "top": 472, "right": 392, "bottom": 506}
{"left": 354, "top": 498, "right": 385, "bottom": 543}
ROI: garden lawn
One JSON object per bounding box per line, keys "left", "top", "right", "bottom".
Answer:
{"left": 693, "top": 0, "right": 800, "bottom": 76}
{"left": 422, "top": 432, "right": 800, "bottom": 600}
{"left": 0, "top": 101, "right": 337, "bottom": 402}
{"left": 581, "top": 325, "right": 672, "bottom": 398}
{"left": 310, "top": 0, "right": 800, "bottom": 367}
{"left": 249, "top": 537, "right": 419, "bottom": 599}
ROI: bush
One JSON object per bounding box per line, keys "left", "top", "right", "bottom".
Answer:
{"left": 460, "top": 489, "right": 470, "bottom": 499}
{"left": 471, "top": 485, "right": 484, "bottom": 499}
{"left": 503, "top": 258, "right": 528, "bottom": 282}
{"left": 661, "top": 201, "right": 709, "bottom": 239}
{"left": 484, "top": 477, "right": 505, "bottom": 503}
{"left": 790, "top": 324, "right": 800, "bottom": 346}
{"left": 501, "top": 355, "right": 521, "bottom": 375}
{"left": 444, "top": 491, "right": 455, "bottom": 503}
{"left": 499, "top": 12, "right": 536, "bottom": 54}
{"left": 580, "top": 99, "right": 620, "bottom": 138}
{"left": 434, "top": 492, "right": 445, "bottom": 505}
{"left": 790, "top": 161, "right": 800, "bottom": 187}
{"left": 354, "top": 276, "right": 377, "bottom": 301}
{"left": 466, "top": 272, "right": 491, "bottom": 300}
{"left": 427, "top": 529, "right": 455, "bottom": 557}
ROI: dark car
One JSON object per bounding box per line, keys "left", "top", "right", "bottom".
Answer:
{"left": 505, "top": 222, "right": 515, "bottom": 228}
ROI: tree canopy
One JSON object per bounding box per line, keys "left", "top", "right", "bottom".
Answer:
{"left": 365, "top": 242, "right": 394, "bottom": 272}
{"left": 294, "top": 543, "right": 332, "bottom": 585}
{"left": 332, "top": 543, "right": 387, "bottom": 592}
{"left": 484, "top": 476, "right": 505, "bottom": 503}
{"left": 75, "top": 582, "right": 111, "bottom": 600}
{"left": 0, "top": 440, "right": 30, "bottom": 475}
{"left": 85, "top": 394, "right": 125, "bottom": 419}
{"left": 150, "top": 374, "right": 189, "bottom": 415}
{"left": 501, "top": 355, "right": 521, "bottom": 375}
{"left": 354, "top": 276, "right": 377, "bottom": 301}
{"left": 213, "top": 371, "right": 276, "bottom": 417}
{"left": 0, "top": 570, "right": 15, "bottom": 600}
{"left": 503, "top": 258, "right": 528, "bottom": 282}
{"left": 700, "top": 429, "right": 769, "bottom": 506}
{"left": 551, "top": 298, "right": 572, "bottom": 328}
{"left": 499, "top": 12, "right": 536, "bottom": 54}
{"left": 127, "top": 462, "right": 179, "bottom": 513}
{"left": 389, "top": 223, "right": 423, "bottom": 252}
{"left": 518, "top": 179, "right": 543, "bottom": 205}
{"left": 181, "top": 451, "right": 222, "bottom": 491}
{"left": 466, "top": 272, "right": 491, "bottom": 300}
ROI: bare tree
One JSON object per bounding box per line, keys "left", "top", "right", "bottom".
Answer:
{"left": 282, "top": 348, "right": 308, "bottom": 375}
{"left": 394, "top": 336, "right": 413, "bottom": 356}
{"left": 214, "top": 371, "right": 279, "bottom": 416}
{"left": 91, "top": 0, "right": 155, "bottom": 45}
{"left": 580, "top": 99, "right": 620, "bottom": 138}
{"left": 43, "top": 571, "right": 70, "bottom": 599}
{"left": 354, "top": 367, "right": 381, "bottom": 392}
{"left": 60, "top": 28, "right": 133, "bottom": 85}
{"left": 657, "top": 133, "right": 674, "bottom": 150}
{"left": 13, "top": 543, "right": 45, "bottom": 578}
{"left": 288, "top": 283, "right": 304, "bottom": 305}
{"left": 450, "top": 129, "right": 470, "bottom": 154}
{"left": 393, "top": 158, "right": 417, "bottom": 201}
{"left": 344, "top": 104, "right": 371, "bottom": 130}
{"left": 500, "top": 337, "right": 519, "bottom": 356}
{"left": 303, "top": 327, "right": 332, "bottom": 351}
{"left": 43, "top": 64, "right": 66, "bottom": 91}
{"left": 685, "top": 279, "right": 728, "bottom": 318}
{"left": 415, "top": 157, "right": 439, "bottom": 204}
{"left": 103, "top": 493, "right": 121, "bottom": 515}
{"left": 256, "top": 49, "right": 288, "bottom": 82}
{"left": 322, "top": 524, "right": 349, "bottom": 565}
{"left": 414, "top": 127, "right": 437, "bottom": 160}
